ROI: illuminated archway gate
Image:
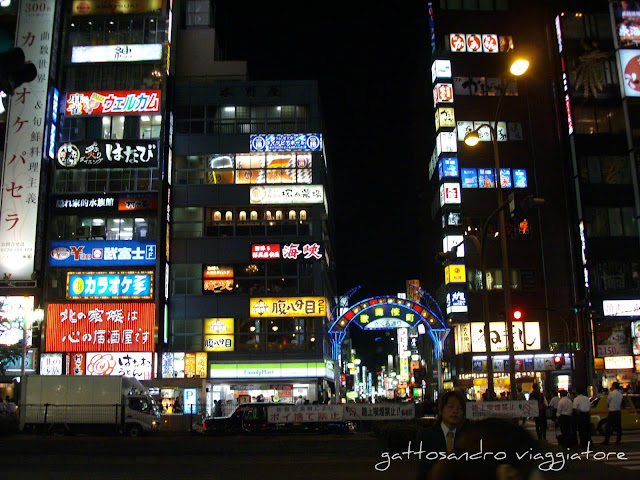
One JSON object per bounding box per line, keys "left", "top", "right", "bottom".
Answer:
{"left": 328, "top": 286, "right": 450, "bottom": 388}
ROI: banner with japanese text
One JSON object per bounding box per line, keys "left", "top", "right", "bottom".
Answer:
{"left": 56, "top": 140, "right": 159, "bottom": 168}
{"left": 46, "top": 302, "right": 155, "bottom": 352}
{"left": 65, "top": 90, "right": 161, "bottom": 116}
{"left": 250, "top": 297, "right": 327, "bottom": 317}
{"left": 0, "top": 0, "right": 56, "bottom": 280}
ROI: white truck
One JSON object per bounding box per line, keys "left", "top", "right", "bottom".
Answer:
{"left": 19, "top": 375, "right": 160, "bottom": 436}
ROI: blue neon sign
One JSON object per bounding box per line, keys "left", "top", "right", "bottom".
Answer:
{"left": 67, "top": 272, "right": 153, "bottom": 299}
{"left": 250, "top": 133, "right": 322, "bottom": 152}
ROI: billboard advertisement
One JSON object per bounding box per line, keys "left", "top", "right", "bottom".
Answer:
{"left": 49, "top": 240, "right": 157, "bottom": 267}
{"left": 46, "top": 302, "right": 155, "bottom": 352}
{"left": 66, "top": 271, "right": 153, "bottom": 299}
{"left": 57, "top": 140, "right": 159, "bottom": 168}
{"left": 85, "top": 352, "right": 153, "bottom": 380}
{"left": 250, "top": 297, "right": 327, "bottom": 317}
{"left": 65, "top": 90, "right": 161, "bottom": 115}
{"left": 71, "top": 44, "right": 163, "bottom": 63}
{"left": 249, "top": 185, "right": 324, "bottom": 204}
{"left": 0, "top": 0, "right": 56, "bottom": 280}
{"left": 618, "top": 49, "right": 640, "bottom": 97}
{"left": 250, "top": 134, "right": 322, "bottom": 152}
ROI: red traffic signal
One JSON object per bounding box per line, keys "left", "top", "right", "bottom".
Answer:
{"left": 512, "top": 309, "right": 523, "bottom": 320}
{"left": 553, "top": 355, "right": 565, "bottom": 369}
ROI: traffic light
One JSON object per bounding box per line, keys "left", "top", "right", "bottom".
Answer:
{"left": 0, "top": 47, "right": 37, "bottom": 95}
{"left": 553, "top": 354, "right": 565, "bottom": 370}
{"left": 508, "top": 193, "right": 545, "bottom": 224}
{"left": 512, "top": 309, "right": 523, "bottom": 320}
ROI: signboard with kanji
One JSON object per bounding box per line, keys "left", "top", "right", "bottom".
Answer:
{"left": 57, "top": 140, "right": 159, "bottom": 168}
{"left": 250, "top": 297, "right": 327, "bottom": 318}
{"left": 46, "top": 302, "right": 155, "bottom": 352}
{"left": 250, "top": 133, "right": 322, "bottom": 152}
{"left": 251, "top": 243, "right": 323, "bottom": 260}
{"left": 65, "top": 90, "right": 161, "bottom": 115}
{"left": 66, "top": 271, "right": 153, "bottom": 299}
{"left": 249, "top": 185, "right": 324, "bottom": 204}
{"left": 85, "top": 352, "right": 153, "bottom": 380}
{"left": 466, "top": 401, "right": 538, "bottom": 419}
{"left": 49, "top": 240, "right": 157, "bottom": 267}
{"left": 0, "top": 0, "right": 56, "bottom": 280}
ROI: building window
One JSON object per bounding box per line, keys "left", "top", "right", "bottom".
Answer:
{"left": 50, "top": 215, "right": 155, "bottom": 241}
{"left": 573, "top": 105, "right": 625, "bottom": 135}
{"left": 468, "top": 268, "right": 521, "bottom": 292}
{"left": 52, "top": 168, "right": 159, "bottom": 193}
{"left": 584, "top": 206, "right": 638, "bottom": 237}
{"left": 580, "top": 155, "right": 631, "bottom": 184}
{"left": 171, "top": 264, "right": 203, "bottom": 295}
{"left": 238, "top": 211, "right": 247, "bottom": 221}
{"left": 185, "top": 0, "right": 211, "bottom": 27}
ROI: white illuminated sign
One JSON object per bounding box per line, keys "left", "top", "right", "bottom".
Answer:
{"left": 209, "top": 362, "right": 328, "bottom": 379}
{"left": 0, "top": 0, "right": 55, "bottom": 280}
{"left": 439, "top": 183, "right": 461, "bottom": 206}
{"left": 604, "top": 356, "right": 634, "bottom": 370}
{"left": 436, "top": 131, "right": 457, "bottom": 155}
{"left": 443, "top": 235, "right": 464, "bottom": 258}
{"left": 431, "top": 59, "right": 452, "bottom": 83}
{"left": 249, "top": 185, "right": 324, "bottom": 204}
{"left": 618, "top": 49, "right": 640, "bottom": 98}
{"left": 40, "top": 353, "right": 64, "bottom": 375}
{"left": 603, "top": 300, "right": 640, "bottom": 317}
{"left": 71, "top": 44, "right": 163, "bottom": 63}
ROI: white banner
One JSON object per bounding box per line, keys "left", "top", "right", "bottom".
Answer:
{"left": 249, "top": 185, "right": 324, "bottom": 204}
{"left": 0, "top": 0, "right": 56, "bottom": 280}
{"left": 266, "top": 403, "right": 416, "bottom": 423}
{"left": 71, "top": 44, "right": 163, "bottom": 63}
{"left": 466, "top": 400, "right": 539, "bottom": 419}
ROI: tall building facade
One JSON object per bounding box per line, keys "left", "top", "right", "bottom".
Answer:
{"left": 424, "top": 0, "right": 579, "bottom": 399}
{"left": 552, "top": 0, "right": 640, "bottom": 391}
{"left": 0, "top": 0, "right": 337, "bottom": 413}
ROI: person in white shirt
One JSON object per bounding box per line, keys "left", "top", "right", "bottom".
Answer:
{"left": 557, "top": 390, "right": 576, "bottom": 447}
{"left": 549, "top": 392, "right": 560, "bottom": 425}
{"left": 603, "top": 382, "right": 624, "bottom": 445}
{"left": 572, "top": 388, "right": 591, "bottom": 447}
{"left": 295, "top": 396, "right": 305, "bottom": 405}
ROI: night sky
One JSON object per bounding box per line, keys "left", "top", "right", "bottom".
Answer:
{"left": 214, "top": 1, "right": 432, "bottom": 370}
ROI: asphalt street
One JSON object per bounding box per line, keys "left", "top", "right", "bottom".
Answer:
{"left": 1, "top": 428, "right": 639, "bottom": 480}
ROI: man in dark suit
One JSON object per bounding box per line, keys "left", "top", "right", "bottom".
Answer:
{"left": 416, "top": 390, "right": 467, "bottom": 480}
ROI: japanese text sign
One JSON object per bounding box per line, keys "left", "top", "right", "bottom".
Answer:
{"left": 72, "top": 0, "right": 163, "bottom": 15}
{"left": 66, "top": 271, "right": 153, "bottom": 299}
{"left": 71, "top": 44, "right": 163, "bottom": 63}
{"left": 57, "top": 140, "right": 159, "bottom": 168}
{"left": 343, "top": 403, "right": 415, "bottom": 421}
{"left": 0, "top": 0, "right": 56, "bottom": 280}
{"left": 49, "top": 240, "right": 157, "bottom": 267}
{"left": 252, "top": 243, "right": 323, "bottom": 260}
{"left": 85, "top": 352, "right": 153, "bottom": 380}
{"left": 250, "top": 133, "right": 322, "bottom": 152}
{"left": 65, "top": 90, "right": 161, "bottom": 116}
{"left": 466, "top": 401, "right": 538, "bottom": 419}
{"left": 249, "top": 185, "right": 324, "bottom": 204}
{"left": 250, "top": 297, "right": 327, "bottom": 317}
{"left": 267, "top": 405, "right": 343, "bottom": 423}
{"left": 46, "top": 302, "right": 155, "bottom": 352}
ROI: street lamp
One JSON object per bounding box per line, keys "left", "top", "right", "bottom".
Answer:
{"left": 463, "top": 58, "right": 529, "bottom": 400}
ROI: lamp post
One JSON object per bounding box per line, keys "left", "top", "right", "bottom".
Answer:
{"left": 464, "top": 58, "right": 529, "bottom": 400}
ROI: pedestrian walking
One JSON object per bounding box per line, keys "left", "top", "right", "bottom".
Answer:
{"left": 548, "top": 391, "right": 560, "bottom": 426}
{"left": 556, "top": 390, "right": 576, "bottom": 447}
{"left": 572, "top": 388, "right": 591, "bottom": 447}
{"left": 529, "top": 383, "right": 547, "bottom": 441}
{"left": 603, "top": 381, "right": 623, "bottom": 445}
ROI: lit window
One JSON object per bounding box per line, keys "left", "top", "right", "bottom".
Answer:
{"left": 225, "top": 211, "right": 233, "bottom": 221}
{"left": 213, "top": 211, "right": 221, "bottom": 221}
{"left": 250, "top": 210, "right": 258, "bottom": 220}
{"left": 265, "top": 210, "right": 272, "bottom": 220}
{"left": 238, "top": 211, "right": 247, "bottom": 221}
{"left": 275, "top": 210, "right": 283, "bottom": 220}
{"left": 288, "top": 210, "right": 296, "bottom": 220}
{"left": 299, "top": 210, "right": 307, "bottom": 221}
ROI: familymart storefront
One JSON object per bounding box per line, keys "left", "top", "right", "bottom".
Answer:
{"left": 207, "top": 361, "right": 335, "bottom": 409}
